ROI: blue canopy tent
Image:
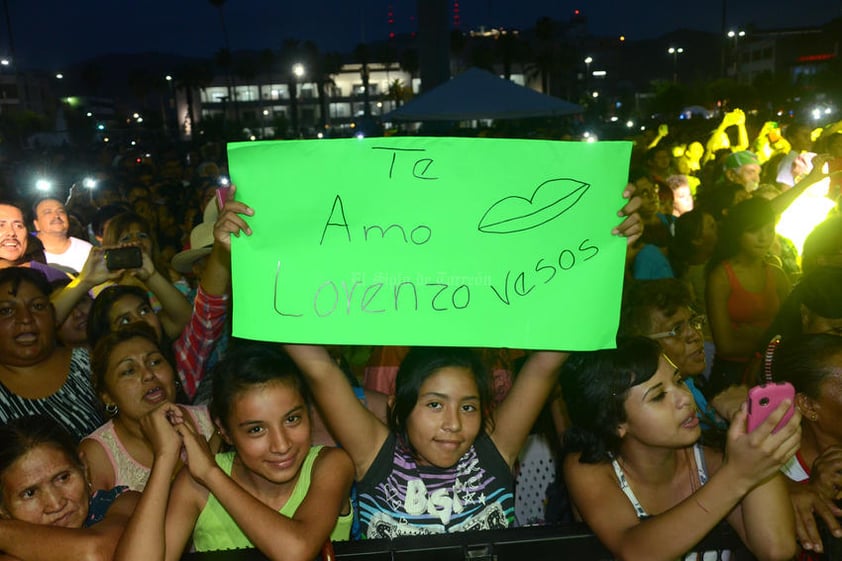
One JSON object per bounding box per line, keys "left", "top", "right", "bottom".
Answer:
{"left": 385, "top": 67, "right": 583, "bottom": 121}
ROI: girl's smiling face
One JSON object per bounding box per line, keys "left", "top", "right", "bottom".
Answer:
{"left": 0, "top": 444, "right": 89, "bottom": 528}
{"left": 405, "top": 367, "right": 482, "bottom": 468}
{"left": 618, "top": 356, "right": 700, "bottom": 449}
{"left": 221, "top": 380, "right": 312, "bottom": 488}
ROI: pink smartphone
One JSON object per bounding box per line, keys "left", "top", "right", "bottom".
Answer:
{"left": 746, "top": 382, "right": 795, "bottom": 433}
{"left": 216, "top": 185, "right": 231, "bottom": 209}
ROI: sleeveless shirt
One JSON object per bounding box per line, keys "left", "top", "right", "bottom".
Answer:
{"left": 0, "top": 347, "right": 102, "bottom": 442}
{"left": 357, "top": 432, "right": 514, "bottom": 539}
{"left": 81, "top": 404, "right": 214, "bottom": 491}
{"left": 611, "top": 444, "right": 731, "bottom": 561}
{"left": 192, "top": 446, "right": 352, "bottom": 551}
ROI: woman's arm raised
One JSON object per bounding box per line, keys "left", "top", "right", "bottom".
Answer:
{"left": 285, "top": 344, "right": 389, "bottom": 479}
{"left": 133, "top": 249, "right": 192, "bottom": 340}
{"left": 490, "top": 351, "right": 568, "bottom": 469}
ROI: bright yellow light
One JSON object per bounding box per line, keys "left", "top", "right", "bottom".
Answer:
{"left": 776, "top": 177, "right": 835, "bottom": 254}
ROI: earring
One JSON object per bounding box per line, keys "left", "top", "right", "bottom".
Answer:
{"left": 811, "top": 413, "right": 818, "bottom": 422}
{"left": 105, "top": 403, "right": 119, "bottom": 416}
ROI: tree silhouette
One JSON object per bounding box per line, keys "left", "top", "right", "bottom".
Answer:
{"left": 209, "top": 0, "right": 238, "bottom": 128}
{"left": 353, "top": 43, "right": 372, "bottom": 118}
{"left": 279, "top": 38, "right": 303, "bottom": 137}
{"left": 174, "top": 60, "right": 214, "bottom": 140}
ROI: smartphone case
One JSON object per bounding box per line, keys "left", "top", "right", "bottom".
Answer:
{"left": 746, "top": 382, "right": 795, "bottom": 433}
{"left": 105, "top": 247, "right": 143, "bottom": 270}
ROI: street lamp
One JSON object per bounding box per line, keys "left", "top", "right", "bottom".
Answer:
{"left": 291, "top": 63, "right": 306, "bottom": 138}
{"left": 584, "top": 56, "right": 593, "bottom": 96}
{"left": 668, "top": 47, "right": 684, "bottom": 83}
{"left": 727, "top": 30, "right": 745, "bottom": 77}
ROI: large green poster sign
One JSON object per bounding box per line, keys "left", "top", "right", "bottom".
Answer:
{"left": 228, "top": 137, "right": 631, "bottom": 350}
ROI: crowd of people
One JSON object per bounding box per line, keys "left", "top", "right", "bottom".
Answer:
{"left": 0, "top": 111, "right": 840, "bottom": 561}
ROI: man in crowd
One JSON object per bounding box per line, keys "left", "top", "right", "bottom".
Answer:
{"left": 32, "top": 196, "right": 92, "bottom": 273}
{"left": 723, "top": 150, "right": 761, "bottom": 193}
{"left": 0, "top": 201, "right": 67, "bottom": 281}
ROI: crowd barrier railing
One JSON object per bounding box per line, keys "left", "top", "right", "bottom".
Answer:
{"left": 183, "top": 521, "right": 760, "bottom": 561}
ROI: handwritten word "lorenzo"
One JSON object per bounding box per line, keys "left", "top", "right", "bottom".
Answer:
{"left": 272, "top": 270, "right": 472, "bottom": 318}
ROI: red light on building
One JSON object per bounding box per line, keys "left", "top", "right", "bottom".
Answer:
{"left": 797, "top": 53, "right": 835, "bottom": 62}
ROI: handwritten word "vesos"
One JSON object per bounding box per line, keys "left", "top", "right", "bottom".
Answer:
{"left": 272, "top": 239, "right": 598, "bottom": 318}
{"left": 491, "top": 239, "right": 599, "bottom": 305}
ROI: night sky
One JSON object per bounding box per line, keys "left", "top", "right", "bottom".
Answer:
{"left": 6, "top": 0, "right": 842, "bottom": 70}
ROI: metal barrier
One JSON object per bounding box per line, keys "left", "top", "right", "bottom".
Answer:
{"left": 183, "top": 522, "right": 759, "bottom": 561}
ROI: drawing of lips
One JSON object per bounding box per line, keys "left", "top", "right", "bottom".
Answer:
{"left": 477, "top": 178, "right": 590, "bottom": 234}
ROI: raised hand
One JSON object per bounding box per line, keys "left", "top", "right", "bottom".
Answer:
{"left": 131, "top": 246, "right": 157, "bottom": 281}
{"left": 724, "top": 401, "right": 802, "bottom": 488}
{"left": 214, "top": 183, "right": 254, "bottom": 252}
{"left": 613, "top": 183, "right": 642, "bottom": 246}
{"left": 77, "top": 247, "right": 122, "bottom": 287}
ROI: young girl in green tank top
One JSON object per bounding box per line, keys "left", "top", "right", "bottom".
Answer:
{"left": 114, "top": 342, "right": 354, "bottom": 561}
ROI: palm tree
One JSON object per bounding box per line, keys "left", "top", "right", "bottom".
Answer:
{"left": 214, "top": 48, "right": 235, "bottom": 129}
{"left": 399, "top": 48, "right": 420, "bottom": 82}
{"left": 531, "top": 17, "right": 556, "bottom": 95}
{"left": 257, "top": 48, "right": 276, "bottom": 137}
{"left": 174, "top": 60, "right": 214, "bottom": 140}
{"left": 279, "top": 38, "right": 303, "bottom": 137}
{"left": 353, "top": 43, "right": 372, "bottom": 118}
{"left": 388, "top": 79, "right": 411, "bottom": 107}
{"left": 496, "top": 31, "right": 526, "bottom": 81}
{"left": 209, "top": 0, "right": 238, "bottom": 127}
{"left": 308, "top": 46, "right": 343, "bottom": 132}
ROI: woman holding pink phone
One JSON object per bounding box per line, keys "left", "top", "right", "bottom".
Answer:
{"left": 772, "top": 334, "right": 842, "bottom": 559}
{"left": 561, "top": 336, "right": 800, "bottom": 561}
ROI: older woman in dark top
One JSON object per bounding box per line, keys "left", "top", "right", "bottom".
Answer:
{"left": 0, "top": 415, "right": 138, "bottom": 561}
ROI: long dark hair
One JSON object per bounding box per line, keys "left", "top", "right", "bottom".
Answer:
{"left": 561, "top": 337, "right": 662, "bottom": 463}
{"left": 706, "top": 197, "right": 775, "bottom": 276}
{"left": 389, "top": 347, "right": 493, "bottom": 448}
{"left": 772, "top": 334, "right": 842, "bottom": 399}
{"left": 210, "top": 342, "right": 311, "bottom": 432}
